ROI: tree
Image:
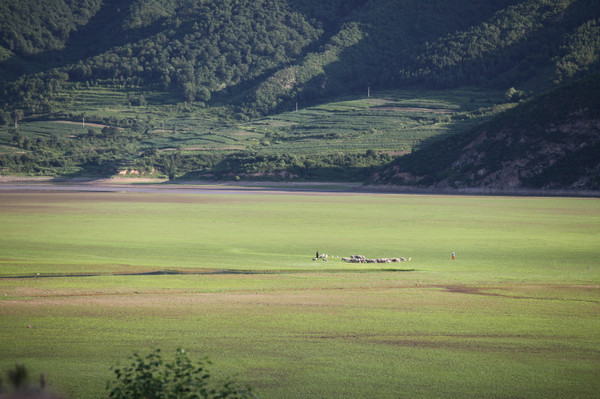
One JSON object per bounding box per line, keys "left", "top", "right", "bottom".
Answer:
{"left": 107, "top": 348, "right": 255, "bottom": 399}
{"left": 196, "top": 86, "right": 211, "bottom": 102}
{"left": 11, "top": 129, "right": 24, "bottom": 147}
{"left": 101, "top": 126, "right": 119, "bottom": 138}
{"left": 182, "top": 82, "right": 197, "bottom": 101}
{"left": 504, "top": 87, "right": 526, "bottom": 102}
{"left": 0, "top": 110, "right": 11, "bottom": 126}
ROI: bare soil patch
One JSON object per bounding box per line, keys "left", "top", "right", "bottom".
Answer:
{"left": 441, "top": 284, "right": 600, "bottom": 304}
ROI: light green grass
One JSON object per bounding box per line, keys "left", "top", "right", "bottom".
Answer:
{"left": 0, "top": 192, "right": 597, "bottom": 281}
{"left": 0, "top": 190, "right": 599, "bottom": 398}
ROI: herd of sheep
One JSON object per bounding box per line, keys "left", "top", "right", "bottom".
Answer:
{"left": 342, "top": 254, "right": 411, "bottom": 263}
{"left": 313, "top": 254, "right": 411, "bottom": 263}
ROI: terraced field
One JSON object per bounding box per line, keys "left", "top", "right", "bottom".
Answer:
{"left": 2, "top": 87, "right": 507, "bottom": 156}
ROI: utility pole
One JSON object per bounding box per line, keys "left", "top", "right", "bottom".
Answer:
{"left": 367, "top": 86, "right": 370, "bottom": 98}
{"left": 13, "top": 110, "right": 23, "bottom": 128}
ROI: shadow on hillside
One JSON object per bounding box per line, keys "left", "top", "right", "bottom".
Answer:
{"left": 49, "top": 164, "right": 118, "bottom": 183}
{"left": 0, "top": 0, "right": 171, "bottom": 78}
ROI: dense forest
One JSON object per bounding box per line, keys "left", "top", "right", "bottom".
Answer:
{"left": 0, "top": 0, "right": 599, "bottom": 186}
{"left": 2, "top": 0, "right": 599, "bottom": 119}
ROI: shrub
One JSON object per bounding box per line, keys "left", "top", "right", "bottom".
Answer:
{"left": 106, "top": 348, "right": 255, "bottom": 399}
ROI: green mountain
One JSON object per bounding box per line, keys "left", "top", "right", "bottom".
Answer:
{"left": 0, "top": 0, "right": 599, "bottom": 186}
{"left": 371, "top": 73, "right": 600, "bottom": 190}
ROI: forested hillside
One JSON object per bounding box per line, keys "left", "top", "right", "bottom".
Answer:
{"left": 0, "top": 0, "right": 102, "bottom": 55}
{"left": 0, "top": 0, "right": 599, "bottom": 185}
{"left": 2, "top": 0, "right": 599, "bottom": 120}
{"left": 371, "top": 73, "right": 600, "bottom": 190}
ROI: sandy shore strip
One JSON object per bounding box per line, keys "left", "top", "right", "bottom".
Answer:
{"left": 0, "top": 175, "right": 598, "bottom": 197}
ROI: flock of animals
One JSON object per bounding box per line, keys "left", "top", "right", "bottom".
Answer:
{"left": 313, "top": 253, "right": 411, "bottom": 263}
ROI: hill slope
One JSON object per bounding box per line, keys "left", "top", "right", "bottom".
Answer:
{"left": 1, "top": 0, "right": 599, "bottom": 120}
{"left": 0, "top": 0, "right": 599, "bottom": 187}
{"left": 371, "top": 73, "right": 600, "bottom": 190}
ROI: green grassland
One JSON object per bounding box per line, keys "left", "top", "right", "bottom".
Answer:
{"left": 0, "top": 189, "right": 599, "bottom": 398}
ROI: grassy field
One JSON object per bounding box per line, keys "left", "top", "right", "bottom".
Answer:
{"left": 0, "top": 187, "right": 599, "bottom": 398}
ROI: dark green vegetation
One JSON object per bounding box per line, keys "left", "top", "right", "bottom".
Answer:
{"left": 108, "top": 349, "right": 255, "bottom": 399}
{"left": 0, "top": 0, "right": 599, "bottom": 185}
{"left": 0, "top": 351, "right": 254, "bottom": 399}
{"left": 373, "top": 73, "right": 600, "bottom": 189}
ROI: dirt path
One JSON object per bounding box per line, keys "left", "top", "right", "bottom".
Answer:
{"left": 52, "top": 120, "right": 111, "bottom": 129}
{"left": 374, "top": 107, "right": 453, "bottom": 114}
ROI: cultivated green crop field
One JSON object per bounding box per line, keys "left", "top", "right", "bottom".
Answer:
{"left": 1, "top": 87, "right": 506, "bottom": 157}
{"left": 1, "top": 186, "right": 599, "bottom": 398}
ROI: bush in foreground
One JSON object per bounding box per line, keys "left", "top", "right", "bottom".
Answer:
{"left": 107, "top": 348, "right": 255, "bottom": 399}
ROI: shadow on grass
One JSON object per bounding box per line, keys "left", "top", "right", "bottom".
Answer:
{"left": 1, "top": 268, "right": 416, "bottom": 279}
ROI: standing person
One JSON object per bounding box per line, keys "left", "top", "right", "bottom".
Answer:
{"left": 452, "top": 252, "right": 455, "bottom": 260}
{"left": 316, "top": 250, "right": 319, "bottom": 258}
